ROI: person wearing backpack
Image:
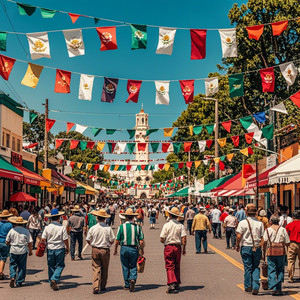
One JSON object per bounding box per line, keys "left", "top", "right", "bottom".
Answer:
{"left": 279, "top": 206, "right": 293, "bottom": 227}
{"left": 148, "top": 205, "right": 157, "bottom": 229}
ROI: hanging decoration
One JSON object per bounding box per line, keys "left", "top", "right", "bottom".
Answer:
{"left": 156, "top": 28, "right": 176, "bottom": 55}
{"left": 190, "top": 29, "right": 207, "bottom": 60}
{"left": 21, "top": 63, "right": 43, "bottom": 88}
{"left": 26, "top": 32, "right": 51, "bottom": 60}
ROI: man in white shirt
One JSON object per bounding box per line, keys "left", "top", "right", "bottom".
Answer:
{"left": 236, "top": 204, "right": 264, "bottom": 295}
{"left": 279, "top": 206, "right": 293, "bottom": 227}
{"left": 41, "top": 209, "right": 69, "bottom": 291}
{"left": 210, "top": 205, "right": 221, "bottom": 239}
{"left": 86, "top": 209, "right": 115, "bottom": 294}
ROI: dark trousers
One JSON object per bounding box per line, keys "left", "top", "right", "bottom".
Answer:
{"left": 70, "top": 231, "right": 83, "bottom": 258}
{"left": 195, "top": 230, "right": 207, "bottom": 253}
{"left": 164, "top": 245, "right": 181, "bottom": 285}
{"left": 225, "top": 227, "right": 236, "bottom": 248}
{"left": 187, "top": 220, "right": 193, "bottom": 235}
{"left": 212, "top": 223, "right": 221, "bottom": 238}
{"left": 29, "top": 229, "right": 39, "bottom": 249}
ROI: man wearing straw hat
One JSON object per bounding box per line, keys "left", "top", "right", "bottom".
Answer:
{"left": 0, "top": 210, "right": 13, "bottom": 280}
{"left": 6, "top": 216, "right": 33, "bottom": 287}
{"left": 41, "top": 209, "right": 69, "bottom": 291}
{"left": 114, "top": 208, "right": 144, "bottom": 292}
{"left": 86, "top": 209, "right": 115, "bottom": 294}
{"left": 160, "top": 207, "right": 187, "bottom": 294}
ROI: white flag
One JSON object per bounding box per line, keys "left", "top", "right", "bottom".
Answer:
{"left": 198, "top": 141, "right": 206, "bottom": 153}
{"left": 253, "top": 130, "right": 262, "bottom": 142}
{"left": 205, "top": 78, "right": 219, "bottom": 96}
{"left": 156, "top": 27, "right": 176, "bottom": 55}
{"left": 270, "top": 102, "right": 288, "bottom": 114}
{"left": 155, "top": 81, "right": 170, "bottom": 105}
{"left": 115, "top": 142, "right": 127, "bottom": 154}
{"left": 247, "top": 123, "right": 259, "bottom": 133}
{"left": 218, "top": 29, "right": 237, "bottom": 58}
{"left": 78, "top": 74, "right": 94, "bottom": 101}
{"left": 99, "top": 165, "right": 104, "bottom": 171}
{"left": 74, "top": 124, "right": 88, "bottom": 134}
{"left": 167, "top": 143, "right": 174, "bottom": 153}
{"left": 203, "top": 159, "right": 209, "bottom": 166}
{"left": 259, "top": 138, "right": 268, "bottom": 148}
{"left": 27, "top": 32, "right": 51, "bottom": 60}
{"left": 279, "top": 62, "right": 297, "bottom": 86}
{"left": 63, "top": 29, "right": 85, "bottom": 57}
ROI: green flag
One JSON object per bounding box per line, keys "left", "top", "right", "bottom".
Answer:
{"left": 131, "top": 24, "right": 147, "bottom": 50}
{"left": 127, "top": 129, "right": 135, "bottom": 139}
{"left": 149, "top": 165, "right": 154, "bottom": 170}
{"left": 17, "top": 3, "right": 36, "bottom": 16}
{"left": 229, "top": 73, "right": 244, "bottom": 98}
{"left": 29, "top": 112, "right": 38, "bottom": 124}
{"left": 107, "top": 143, "right": 114, "bottom": 153}
{"left": 80, "top": 141, "right": 87, "bottom": 150}
{"left": 206, "top": 124, "right": 215, "bottom": 135}
{"left": 110, "top": 165, "right": 115, "bottom": 171}
{"left": 40, "top": 8, "right": 56, "bottom": 18}
{"left": 261, "top": 124, "right": 274, "bottom": 140}
{"left": 173, "top": 163, "right": 179, "bottom": 170}
{"left": 146, "top": 129, "right": 158, "bottom": 136}
{"left": 173, "top": 142, "right": 182, "bottom": 154}
{"left": 193, "top": 126, "right": 203, "bottom": 135}
{"left": 91, "top": 128, "right": 102, "bottom": 137}
{"left": 137, "top": 165, "right": 142, "bottom": 171}
{"left": 220, "top": 155, "right": 226, "bottom": 161}
{"left": 150, "top": 143, "right": 159, "bottom": 153}
{"left": 127, "top": 143, "right": 135, "bottom": 154}
{"left": 0, "top": 32, "right": 7, "bottom": 51}
{"left": 106, "top": 129, "right": 116, "bottom": 135}
{"left": 240, "top": 116, "right": 253, "bottom": 129}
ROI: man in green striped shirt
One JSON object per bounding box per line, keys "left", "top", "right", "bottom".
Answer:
{"left": 114, "top": 208, "right": 144, "bottom": 292}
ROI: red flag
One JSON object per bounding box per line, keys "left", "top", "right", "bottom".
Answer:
{"left": 55, "top": 139, "right": 64, "bottom": 149}
{"left": 245, "top": 132, "right": 254, "bottom": 144}
{"left": 219, "top": 161, "right": 225, "bottom": 171}
{"left": 70, "top": 161, "right": 76, "bottom": 169}
{"left": 68, "top": 13, "right": 80, "bottom": 23}
{"left": 126, "top": 165, "right": 132, "bottom": 171}
{"left": 271, "top": 20, "right": 288, "bottom": 36}
{"left": 94, "top": 164, "right": 100, "bottom": 171}
{"left": 260, "top": 67, "right": 275, "bottom": 92}
{"left": 138, "top": 143, "right": 147, "bottom": 151}
{"left": 186, "top": 161, "right": 193, "bottom": 169}
{"left": 231, "top": 135, "right": 240, "bottom": 147}
{"left": 126, "top": 80, "right": 142, "bottom": 103}
{"left": 45, "top": 118, "right": 55, "bottom": 132}
{"left": 179, "top": 80, "right": 194, "bottom": 104}
{"left": 24, "top": 142, "right": 38, "bottom": 149}
{"left": 158, "top": 164, "right": 164, "bottom": 170}
{"left": 0, "top": 55, "right": 16, "bottom": 80}
{"left": 206, "top": 140, "right": 213, "bottom": 148}
{"left": 184, "top": 142, "right": 192, "bottom": 152}
{"left": 248, "top": 147, "right": 254, "bottom": 155}
{"left": 190, "top": 29, "right": 207, "bottom": 60}
{"left": 162, "top": 143, "right": 170, "bottom": 153}
{"left": 66, "top": 122, "right": 75, "bottom": 133}
{"left": 96, "top": 27, "right": 118, "bottom": 51}
{"left": 70, "top": 140, "right": 79, "bottom": 149}
{"left": 141, "top": 165, "right": 146, "bottom": 170}
{"left": 55, "top": 69, "right": 71, "bottom": 93}
{"left": 290, "top": 91, "right": 300, "bottom": 108}
{"left": 86, "top": 142, "right": 95, "bottom": 149}
{"left": 246, "top": 25, "right": 264, "bottom": 40}
{"left": 221, "top": 120, "right": 231, "bottom": 133}
{"left": 178, "top": 163, "right": 184, "bottom": 169}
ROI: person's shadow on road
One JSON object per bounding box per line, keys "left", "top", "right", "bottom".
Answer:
{"left": 180, "top": 285, "right": 204, "bottom": 292}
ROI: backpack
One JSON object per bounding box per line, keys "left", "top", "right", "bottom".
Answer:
{"left": 150, "top": 209, "right": 157, "bottom": 217}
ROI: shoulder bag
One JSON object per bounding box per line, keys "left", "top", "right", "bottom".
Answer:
{"left": 246, "top": 218, "right": 259, "bottom": 252}
{"left": 266, "top": 227, "right": 285, "bottom": 256}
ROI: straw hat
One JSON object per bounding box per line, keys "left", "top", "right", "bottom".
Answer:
{"left": 0, "top": 210, "right": 13, "bottom": 218}
{"left": 168, "top": 207, "right": 183, "bottom": 218}
{"left": 229, "top": 208, "right": 235, "bottom": 212}
{"left": 199, "top": 207, "right": 205, "bottom": 212}
{"left": 8, "top": 216, "right": 28, "bottom": 224}
{"left": 45, "top": 208, "right": 65, "bottom": 218}
{"left": 259, "top": 210, "right": 267, "bottom": 217}
{"left": 71, "top": 205, "right": 80, "bottom": 212}
{"left": 91, "top": 209, "right": 111, "bottom": 218}
{"left": 246, "top": 204, "right": 257, "bottom": 214}
{"left": 121, "top": 208, "right": 138, "bottom": 217}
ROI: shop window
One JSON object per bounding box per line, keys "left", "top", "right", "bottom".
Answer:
{"left": 12, "top": 137, "right": 15, "bottom": 151}
{"left": 17, "top": 139, "right": 21, "bottom": 152}
{"left": 6, "top": 133, "right": 10, "bottom": 148}
{"left": 142, "top": 118, "right": 144, "bottom": 124}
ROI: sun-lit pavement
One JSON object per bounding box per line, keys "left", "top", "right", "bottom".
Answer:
{"left": 0, "top": 213, "right": 299, "bottom": 300}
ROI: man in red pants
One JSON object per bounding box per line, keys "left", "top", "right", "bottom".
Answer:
{"left": 160, "top": 207, "right": 187, "bottom": 294}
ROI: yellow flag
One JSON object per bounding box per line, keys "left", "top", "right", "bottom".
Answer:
{"left": 217, "top": 138, "right": 227, "bottom": 148}
{"left": 97, "top": 142, "right": 105, "bottom": 152}
{"left": 21, "top": 63, "right": 43, "bottom": 88}
{"left": 42, "top": 168, "right": 51, "bottom": 181}
{"left": 214, "top": 157, "right": 221, "bottom": 164}
{"left": 240, "top": 148, "right": 249, "bottom": 157}
{"left": 189, "top": 125, "right": 193, "bottom": 136}
{"left": 103, "top": 165, "right": 110, "bottom": 172}
{"left": 114, "top": 165, "right": 119, "bottom": 171}
{"left": 59, "top": 186, "right": 64, "bottom": 195}
{"left": 194, "top": 160, "right": 201, "bottom": 168}
{"left": 86, "top": 163, "right": 93, "bottom": 170}
{"left": 163, "top": 128, "right": 174, "bottom": 137}
{"left": 164, "top": 163, "right": 170, "bottom": 171}
{"left": 77, "top": 162, "right": 83, "bottom": 169}
{"left": 226, "top": 153, "right": 234, "bottom": 162}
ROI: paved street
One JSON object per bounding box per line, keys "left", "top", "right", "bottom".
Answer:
{"left": 0, "top": 214, "right": 299, "bottom": 300}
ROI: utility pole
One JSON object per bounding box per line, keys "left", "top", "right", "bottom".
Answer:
{"left": 188, "top": 151, "right": 191, "bottom": 203}
{"left": 215, "top": 98, "right": 219, "bottom": 180}
{"left": 43, "top": 99, "right": 49, "bottom": 169}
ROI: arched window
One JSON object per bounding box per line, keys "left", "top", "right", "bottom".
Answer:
{"left": 142, "top": 118, "right": 144, "bottom": 124}
{"left": 137, "top": 118, "right": 139, "bottom": 124}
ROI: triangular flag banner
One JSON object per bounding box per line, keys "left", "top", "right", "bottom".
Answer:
{"left": 186, "top": 162, "right": 193, "bottom": 169}
{"left": 245, "top": 132, "right": 254, "bottom": 144}
{"left": 86, "top": 163, "right": 93, "bottom": 171}
{"left": 158, "top": 164, "right": 164, "bottom": 170}
{"left": 260, "top": 67, "right": 275, "bottom": 92}
{"left": 228, "top": 73, "right": 244, "bottom": 97}
{"left": 219, "top": 161, "right": 225, "bottom": 171}
{"left": 194, "top": 161, "right": 201, "bottom": 168}
{"left": 155, "top": 81, "right": 170, "bottom": 105}
{"left": 290, "top": 91, "right": 300, "bottom": 108}
{"left": 131, "top": 24, "right": 147, "bottom": 50}
{"left": 242, "top": 164, "right": 255, "bottom": 187}
{"left": 46, "top": 118, "right": 56, "bottom": 132}
{"left": 198, "top": 141, "right": 206, "bottom": 152}
{"left": 103, "top": 165, "right": 110, "bottom": 172}
{"left": 190, "top": 29, "right": 207, "bottom": 60}
{"left": 127, "top": 129, "right": 135, "bottom": 139}
{"left": 214, "top": 157, "right": 221, "bottom": 164}
{"left": 126, "top": 80, "right": 142, "bottom": 103}
{"left": 173, "top": 142, "right": 181, "bottom": 154}
{"left": 173, "top": 163, "right": 179, "bottom": 170}
{"left": 240, "top": 148, "right": 249, "bottom": 157}
{"left": 206, "top": 124, "right": 215, "bottom": 134}
{"left": 27, "top": 32, "right": 51, "bottom": 60}
{"left": 75, "top": 124, "right": 88, "bottom": 134}
{"left": 261, "top": 124, "right": 274, "bottom": 140}
{"left": 246, "top": 25, "right": 264, "bottom": 40}
{"left": 66, "top": 122, "right": 75, "bottom": 133}
{"left": 179, "top": 80, "right": 194, "bottom": 104}
{"left": 17, "top": 3, "right": 36, "bottom": 16}
{"left": 206, "top": 140, "right": 213, "bottom": 148}
{"left": 162, "top": 143, "right": 170, "bottom": 153}
{"left": 29, "top": 112, "right": 38, "bottom": 124}
{"left": 127, "top": 143, "right": 135, "bottom": 154}
{"left": 253, "top": 111, "right": 266, "bottom": 124}
{"left": 21, "top": 63, "right": 43, "bottom": 88}
{"left": 218, "top": 28, "right": 237, "bottom": 58}
{"left": 163, "top": 128, "right": 174, "bottom": 137}
{"left": 70, "top": 162, "right": 76, "bottom": 169}
{"left": 150, "top": 143, "right": 159, "bottom": 153}
{"left": 146, "top": 129, "right": 158, "bottom": 136}
{"left": 70, "top": 140, "right": 79, "bottom": 149}
{"left": 205, "top": 77, "right": 219, "bottom": 96}
{"left": 0, "top": 55, "right": 16, "bottom": 80}
{"left": 271, "top": 20, "right": 288, "bottom": 36}
{"left": 221, "top": 120, "right": 231, "bottom": 133}
{"left": 97, "top": 142, "right": 105, "bottom": 151}
{"left": 94, "top": 164, "right": 100, "bottom": 171}
{"left": 164, "top": 163, "right": 170, "bottom": 171}
{"left": 55, "top": 69, "right": 71, "bottom": 93}
{"left": 101, "top": 77, "right": 118, "bottom": 103}
{"left": 63, "top": 29, "right": 85, "bottom": 57}
{"left": 55, "top": 139, "right": 64, "bottom": 149}
{"left": 86, "top": 142, "right": 95, "bottom": 149}
{"left": 231, "top": 135, "right": 239, "bottom": 147}
{"left": 189, "top": 125, "right": 193, "bottom": 136}
{"left": 156, "top": 27, "right": 176, "bottom": 55}
{"left": 226, "top": 153, "right": 234, "bottom": 162}
{"left": 138, "top": 143, "right": 147, "bottom": 151}
{"left": 0, "top": 32, "right": 7, "bottom": 51}
{"left": 217, "top": 138, "right": 227, "bottom": 148}
{"left": 91, "top": 127, "right": 101, "bottom": 137}
{"left": 78, "top": 74, "right": 94, "bottom": 100}
{"left": 279, "top": 62, "right": 297, "bottom": 86}
{"left": 80, "top": 141, "right": 87, "bottom": 150}
{"left": 107, "top": 143, "right": 116, "bottom": 153}
{"left": 77, "top": 162, "right": 83, "bottom": 169}
{"left": 184, "top": 142, "right": 192, "bottom": 152}
{"left": 40, "top": 8, "right": 56, "bottom": 18}
{"left": 68, "top": 13, "right": 80, "bottom": 23}
{"left": 240, "top": 116, "right": 253, "bottom": 129}
{"left": 116, "top": 142, "right": 126, "bottom": 154}
{"left": 96, "top": 27, "right": 118, "bottom": 51}
{"left": 178, "top": 163, "right": 184, "bottom": 169}
{"left": 106, "top": 129, "right": 116, "bottom": 135}
{"left": 193, "top": 126, "right": 203, "bottom": 135}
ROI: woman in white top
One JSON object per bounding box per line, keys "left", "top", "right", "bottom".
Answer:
{"left": 27, "top": 208, "right": 42, "bottom": 249}
{"left": 263, "top": 214, "right": 290, "bottom": 296}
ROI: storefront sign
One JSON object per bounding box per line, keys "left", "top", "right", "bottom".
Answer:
{"left": 280, "top": 131, "right": 298, "bottom": 149}
{"left": 11, "top": 151, "right": 22, "bottom": 167}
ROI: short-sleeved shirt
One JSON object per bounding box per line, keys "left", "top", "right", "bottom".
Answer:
{"left": 67, "top": 214, "right": 86, "bottom": 232}
{"left": 6, "top": 226, "right": 33, "bottom": 254}
{"left": 20, "top": 210, "right": 31, "bottom": 221}
{"left": 285, "top": 220, "right": 300, "bottom": 243}
{"left": 0, "top": 220, "right": 13, "bottom": 243}
{"left": 42, "top": 221, "right": 68, "bottom": 250}
{"left": 160, "top": 219, "right": 186, "bottom": 245}
{"left": 224, "top": 215, "right": 238, "bottom": 228}
{"left": 279, "top": 215, "right": 293, "bottom": 227}
{"left": 116, "top": 221, "right": 144, "bottom": 246}
{"left": 28, "top": 214, "right": 42, "bottom": 230}
{"left": 86, "top": 223, "right": 115, "bottom": 248}
{"left": 186, "top": 209, "right": 195, "bottom": 220}
{"left": 235, "top": 209, "right": 246, "bottom": 222}
{"left": 263, "top": 226, "right": 290, "bottom": 244}
{"left": 148, "top": 208, "right": 157, "bottom": 218}
{"left": 210, "top": 209, "right": 221, "bottom": 223}
{"left": 236, "top": 217, "right": 264, "bottom": 247}
{"left": 87, "top": 212, "right": 97, "bottom": 228}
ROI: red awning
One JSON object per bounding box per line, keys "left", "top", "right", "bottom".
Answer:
{"left": 0, "top": 169, "right": 23, "bottom": 181}
{"left": 57, "top": 172, "right": 77, "bottom": 188}
{"left": 15, "top": 165, "right": 49, "bottom": 186}
{"left": 246, "top": 165, "right": 279, "bottom": 189}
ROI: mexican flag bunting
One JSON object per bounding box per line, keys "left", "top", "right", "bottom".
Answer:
{"left": 76, "top": 162, "right": 82, "bottom": 168}
{"left": 162, "top": 143, "right": 170, "bottom": 153}
{"left": 203, "top": 159, "right": 209, "bottom": 166}
{"left": 101, "top": 77, "right": 118, "bottom": 103}
{"left": 156, "top": 27, "right": 176, "bottom": 55}
{"left": 260, "top": 67, "right": 275, "bottom": 92}
{"left": 96, "top": 27, "right": 118, "bottom": 50}
{"left": 163, "top": 128, "right": 174, "bottom": 137}
{"left": 198, "top": 141, "right": 206, "bottom": 152}
{"left": 217, "top": 138, "right": 226, "bottom": 148}
{"left": 173, "top": 142, "right": 181, "bottom": 154}
{"left": 231, "top": 135, "right": 239, "bottom": 147}
{"left": 126, "top": 165, "right": 132, "bottom": 171}
{"left": 126, "top": 80, "right": 142, "bottom": 103}
{"left": 253, "top": 111, "right": 266, "bottom": 123}
{"left": 193, "top": 126, "right": 203, "bottom": 135}
{"left": 190, "top": 29, "right": 207, "bottom": 60}
{"left": 27, "top": 32, "right": 51, "bottom": 60}
{"left": 178, "top": 163, "right": 184, "bottom": 169}
{"left": 186, "top": 161, "right": 193, "bottom": 169}
{"left": 138, "top": 143, "right": 147, "bottom": 151}
{"left": 173, "top": 163, "right": 179, "bottom": 170}
{"left": 240, "top": 116, "right": 253, "bottom": 129}
{"left": 0, "top": 32, "right": 7, "bottom": 51}
{"left": 94, "top": 164, "right": 100, "bottom": 171}
{"left": 179, "top": 80, "right": 194, "bottom": 104}
{"left": 70, "top": 140, "right": 79, "bottom": 149}
{"left": 206, "top": 124, "right": 215, "bottom": 134}
{"left": 115, "top": 142, "right": 126, "bottom": 154}
{"left": 226, "top": 153, "right": 234, "bottom": 162}
{"left": 194, "top": 161, "right": 201, "bottom": 168}
{"left": 219, "top": 161, "right": 225, "bottom": 171}
{"left": 55, "top": 69, "right": 71, "bottom": 93}
{"left": 40, "top": 8, "right": 56, "bottom": 18}
{"left": 103, "top": 165, "right": 110, "bottom": 172}
{"left": 158, "top": 164, "right": 164, "bottom": 170}
{"left": 271, "top": 20, "right": 288, "bottom": 36}
{"left": 97, "top": 142, "right": 105, "bottom": 151}
{"left": 228, "top": 73, "right": 244, "bottom": 97}
{"left": 261, "top": 124, "right": 274, "bottom": 140}
{"left": 90, "top": 127, "right": 102, "bottom": 137}
{"left": 68, "top": 13, "right": 80, "bottom": 23}
{"left": 246, "top": 25, "right": 264, "bottom": 40}
{"left": 206, "top": 140, "right": 213, "bottom": 148}
{"left": 205, "top": 77, "right": 219, "bottom": 96}
{"left": 63, "top": 29, "right": 85, "bottom": 57}
{"left": 66, "top": 122, "right": 75, "bottom": 133}
{"left": 70, "top": 162, "right": 76, "bottom": 169}
{"left": 270, "top": 102, "right": 288, "bottom": 114}
{"left": 106, "top": 129, "right": 116, "bottom": 135}
{"left": 150, "top": 143, "right": 159, "bottom": 153}
{"left": 107, "top": 142, "right": 116, "bottom": 153}
{"left": 55, "top": 139, "right": 64, "bottom": 149}
{"left": 17, "top": 3, "right": 36, "bottom": 16}
{"left": 127, "top": 143, "right": 135, "bottom": 154}
{"left": 131, "top": 24, "right": 147, "bottom": 50}
{"left": 253, "top": 130, "right": 262, "bottom": 142}
{"left": 0, "top": 55, "right": 15, "bottom": 80}
{"left": 21, "top": 63, "right": 43, "bottom": 88}
{"left": 155, "top": 81, "right": 170, "bottom": 105}
{"left": 242, "top": 164, "right": 255, "bottom": 187}
{"left": 218, "top": 28, "right": 237, "bottom": 57}
{"left": 86, "top": 163, "right": 93, "bottom": 171}
{"left": 80, "top": 141, "right": 87, "bottom": 150}
{"left": 78, "top": 74, "right": 94, "bottom": 100}
{"left": 279, "top": 62, "right": 297, "bottom": 86}
{"left": 127, "top": 129, "right": 135, "bottom": 139}
{"left": 86, "top": 142, "right": 95, "bottom": 149}
{"left": 214, "top": 157, "right": 221, "bottom": 164}
{"left": 29, "top": 112, "right": 38, "bottom": 124}
{"left": 240, "top": 148, "right": 249, "bottom": 157}
{"left": 146, "top": 129, "right": 159, "bottom": 136}
{"left": 164, "top": 163, "right": 170, "bottom": 171}
{"left": 184, "top": 142, "right": 192, "bottom": 152}
{"left": 74, "top": 124, "right": 88, "bottom": 134}
{"left": 221, "top": 120, "right": 231, "bottom": 133}
{"left": 290, "top": 91, "right": 300, "bottom": 108}
{"left": 167, "top": 143, "right": 174, "bottom": 152}
{"left": 245, "top": 132, "right": 254, "bottom": 144}
{"left": 45, "top": 118, "right": 56, "bottom": 132}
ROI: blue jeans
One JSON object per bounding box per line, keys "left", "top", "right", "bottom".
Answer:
{"left": 47, "top": 248, "right": 65, "bottom": 283}
{"left": 267, "top": 255, "right": 285, "bottom": 291}
{"left": 212, "top": 223, "right": 221, "bottom": 238}
{"left": 225, "top": 228, "right": 236, "bottom": 248}
{"left": 240, "top": 246, "right": 261, "bottom": 291}
{"left": 195, "top": 230, "right": 207, "bottom": 252}
{"left": 0, "top": 242, "right": 10, "bottom": 262}
{"left": 120, "top": 246, "right": 139, "bottom": 287}
{"left": 150, "top": 217, "right": 156, "bottom": 224}
{"left": 70, "top": 231, "right": 83, "bottom": 258}
{"left": 9, "top": 253, "right": 27, "bottom": 285}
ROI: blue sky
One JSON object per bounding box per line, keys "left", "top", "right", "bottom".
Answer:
{"left": 0, "top": 0, "right": 245, "bottom": 162}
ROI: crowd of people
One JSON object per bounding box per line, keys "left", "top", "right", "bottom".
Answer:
{"left": 0, "top": 199, "right": 299, "bottom": 296}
